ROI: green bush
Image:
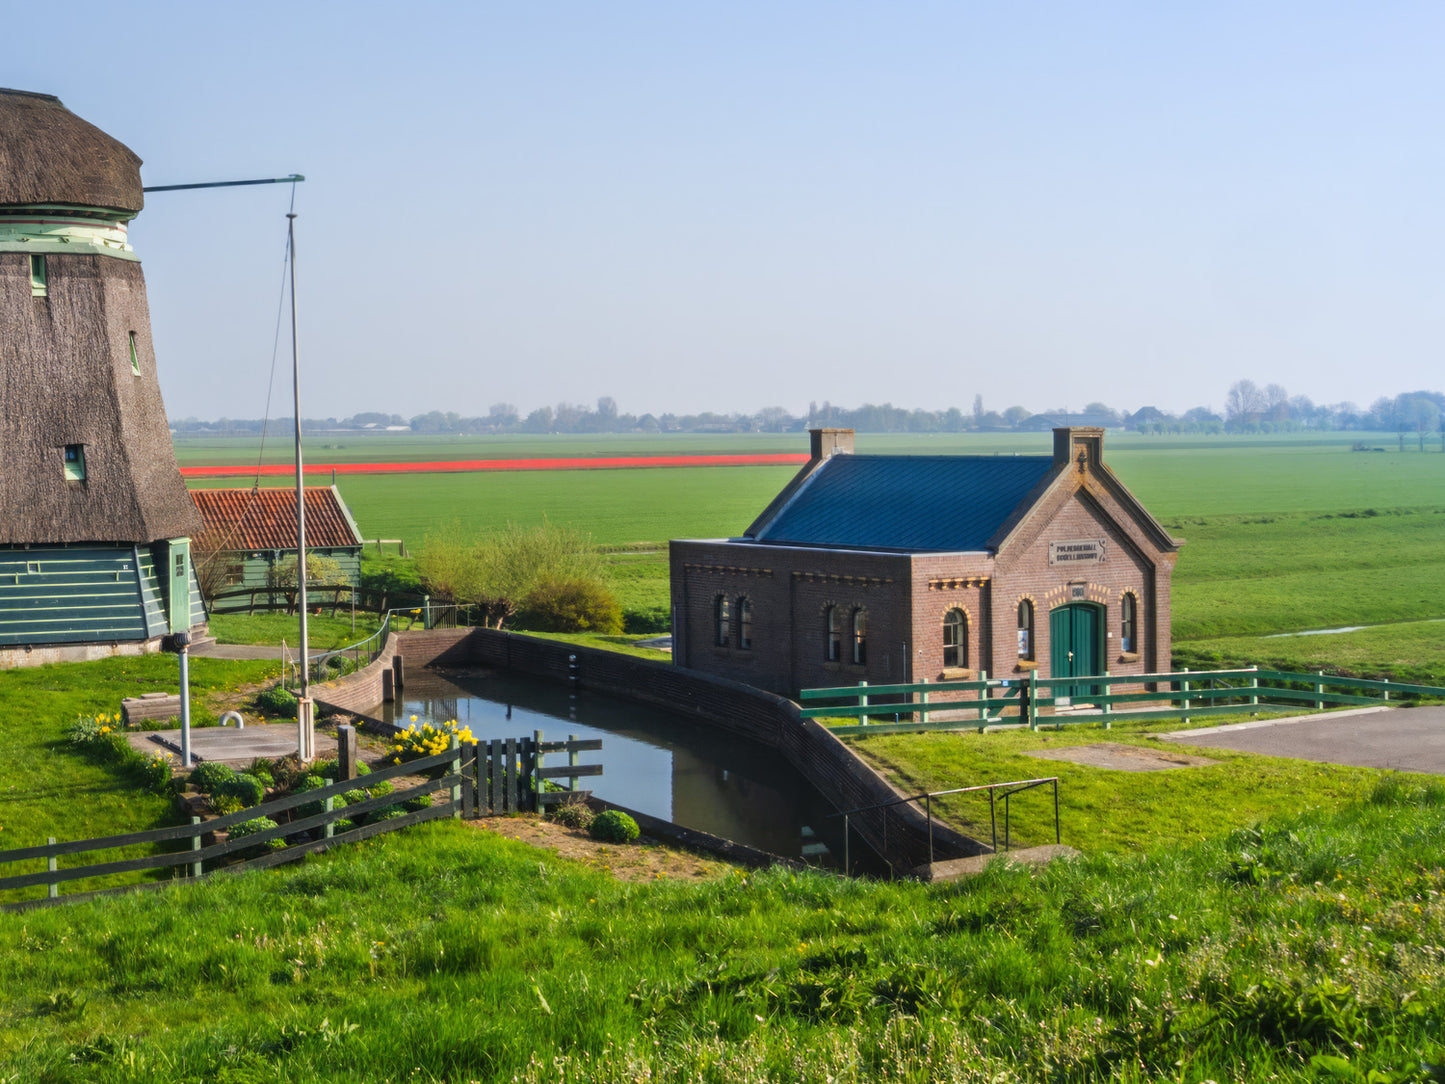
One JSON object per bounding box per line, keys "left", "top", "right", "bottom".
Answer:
{"left": 518, "top": 578, "right": 623, "bottom": 634}
{"left": 214, "top": 772, "right": 265, "bottom": 807}
{"left": 209, "top": 794, "right": 246, "bottom": 816}
{"left": 342, "top": 788, "right": 368, "bottom": 805}
{"left": 245, "top": 766, "right": 275, "bottom": 788}
{"left": 549, "top": 799, "right": 595, "bottom": 830}
{"left": 623, "top": 606, "right": 671, "bottom": 635}
{"left": 189, "top": 762, "right": 238, "bottom": 793}
{"left": 402, "top": 793, "right": 433, "bottom": 812}
{"left": 293, "top": 775, "right": 329, "bottom": 818}
{"left": 588, "top": 809, "right": 640, "bottom": 844}
{"left": 369, "top": 805, "right": 407, "bottom": 823}
{"left": 367, "top": 780, "right": 394, "bottom": 799}
{"left": 331, "top": 817, "right": 356, "bottom": 834}
{"left": 229, "top": 817, "right": 285, "bottom": 853}
{"left": 312, "top": 758, "right": 370, "bottom": 780}
{"left": 254, "top": 686, "right": 298, "bottom": 718}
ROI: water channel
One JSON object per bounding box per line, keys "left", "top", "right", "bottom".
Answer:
{"left": 369, "top": 669, "right": 863, "bottom": 869}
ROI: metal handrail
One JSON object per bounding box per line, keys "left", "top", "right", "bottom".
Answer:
{"left": 830, "top": 776, "right": 1060, "bottom": 875}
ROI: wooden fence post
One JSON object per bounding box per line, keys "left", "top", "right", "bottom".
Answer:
{"left": 857, "top": 681, "right": 869, "bottom": 724}
{"left": 47, "top": 837, "right": 57, "bottom": 900}
{"left": 449, "top": 736, "right": 462, "bottom": 814}
{"left": 324, "top": 779, "right": 335, "bottom": 839}
{"left": 191, "top": 817, "right": 202, "bottom": 878}
{"left": 1181, "top": 668, "right": 1191, "bottom": 724}
{"left": 337, "top": 725, "right": 357, "bottom": 781}
{"left": 917, "top": 678, "right": 929, "bottom": 724}
{"left": 1316, "top": 671, "right": 1325, "bottom": 711}
{"left": 1249, "top": 667, "right": 1259, "bottom": 714}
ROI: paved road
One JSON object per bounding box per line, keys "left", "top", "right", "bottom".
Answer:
{"left": 1160, "top": 706, "right": 1445, "bottom": 774}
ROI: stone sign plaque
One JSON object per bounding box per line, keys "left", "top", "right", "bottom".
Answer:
{"left": 1048, "top": 539, "right": 1106, "bottom": 567}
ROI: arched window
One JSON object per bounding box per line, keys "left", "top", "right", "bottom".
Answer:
{"left": 851, "top": 608, "right": 868, "bottom": 665}
{"left": 1120, "top": 593, "right": 1137, "bottom": 653}
{"left": 737, "top": 596, "right": 753, "bottom": 650}
{"left": 714, "top": 595, "right": 731, "bottom": 647}
{"left": 824, "top": 605, "right": 841, "bottom": 661}
{"left": 1017, "top": 600, "right": 1034, "bottom": 660}
{"left": 943, "top": 609, "right": 968, "bottom": 669}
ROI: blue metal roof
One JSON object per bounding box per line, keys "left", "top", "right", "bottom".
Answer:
{"left": 749, "top": 455, "right": 1055, "bottom": 552}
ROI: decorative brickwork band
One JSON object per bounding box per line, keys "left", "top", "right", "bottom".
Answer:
{"left": 791, "top": 572, "right": 893, "bottom": 586}
{"left": 683, "top": 564, "right": 774, "bottom": 578}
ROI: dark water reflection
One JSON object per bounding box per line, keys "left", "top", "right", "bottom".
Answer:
{"left": 372, "top": 670, "right": 861, "bottom": 868}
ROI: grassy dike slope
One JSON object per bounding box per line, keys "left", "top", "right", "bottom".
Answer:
{"left": 4, "top": 781, "right": 1445, "bottom": 1083}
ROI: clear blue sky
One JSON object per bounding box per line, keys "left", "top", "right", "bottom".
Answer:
{"left": 9, "top": 2, "right": 1443, "bottom": 421}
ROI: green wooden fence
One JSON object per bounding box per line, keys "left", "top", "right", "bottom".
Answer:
{"left": 0, "top": 732, "right": 602, "bottom": 910}
{"left": 800, "top": 667, "right": 1445, "bottom": 736}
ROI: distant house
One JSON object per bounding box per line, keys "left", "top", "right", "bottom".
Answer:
{"left": 190, "top": 487, "right": 364, "bottom": 592}
{"left": 670, "top": 427, "right": 1182, "bottom": 698}
{"left": 0, "top": 89, "right": 205, "bottom": 666}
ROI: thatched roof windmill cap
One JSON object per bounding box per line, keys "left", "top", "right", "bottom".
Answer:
{"left": 0, "top": 88, "right": 143, "bottom": 213}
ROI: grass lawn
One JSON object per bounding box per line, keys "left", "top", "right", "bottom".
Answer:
{"left": 4, "top": 784, "right": 1445, "bottom": 1082}
{"left": 845, "top": 713, "right": 1407, "bottom": 854}
{"left": 207, "top": 612, "right": 383, "bottom": 651}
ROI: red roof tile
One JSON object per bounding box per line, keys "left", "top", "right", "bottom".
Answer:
{"left": 190, "top": 487, "right": 363, "bottom": 552}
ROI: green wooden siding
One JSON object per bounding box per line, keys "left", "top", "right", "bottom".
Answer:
{"left": 0, "top": 542, "right": 205, "bottom": 647}
{"left": 222, "top": 548, "right": 361, "bottom": 591}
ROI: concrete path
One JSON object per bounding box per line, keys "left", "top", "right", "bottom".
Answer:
{"left": 127, "top": 722, "right": 339, "bottom": 766}
{"left": 190, "top": 642, "right": 290, "bottom": 660}
{"left": 1159, "top": 705, "right": 1445, "bottom": 775}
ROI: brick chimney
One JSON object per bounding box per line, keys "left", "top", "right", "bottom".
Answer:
{"left": 809, "top": 427, "right": 855, "bottom": 460}
{"left": 1053, "top": 427, "right": 1104, "bottom": 471}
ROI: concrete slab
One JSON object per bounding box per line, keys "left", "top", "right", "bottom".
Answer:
{"left": 1159, "top": 705, "right": 1445, "bottom": 774}
{"left": 125, "top": 723, "right": 339, "bottom": 766}
{"left": 1023, "top": 742, "right": 1219, "bottom": 771}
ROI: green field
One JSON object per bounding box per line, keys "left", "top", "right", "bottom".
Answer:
{"left": 182, "top": 431, "right": 1445, "bottom": 680}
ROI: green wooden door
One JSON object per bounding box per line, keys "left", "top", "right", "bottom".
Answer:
{"left": 1050, "top": 603, "right": 1101, "bottom": 699}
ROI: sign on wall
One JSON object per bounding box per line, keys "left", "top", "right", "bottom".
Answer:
{"left": 1048, "top": 539, "right": 1106, "bottom": 567}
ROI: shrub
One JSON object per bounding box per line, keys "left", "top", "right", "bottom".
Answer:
{"left": 245, "top": 765, "right": 275, "bottom": 788}
{"left": 214, "top": 772, "right": 265, "bottom": 807}
{"left": 189, "top": 762, "right": 238, "bottom": 793}
{"left": 209, "top": 794, "right": 247, "bottom": 816}
{"left": 294, "top": 775, "right": 328, "bottom": 818}
{"left": 255, "top": 686, "right": 298, "bottom": 718}
{"left": 312, "top": 758, "right": 371, "bottom": 780}
{"left": 229, "top": 817, "right": 286, "bottom": 853}
{"left": 369, "top": 805, "right": 407, "bottom": 823}
{"left": 623, "top": 606, "right": 671, "bottom": 635}
{"left": 589, "top": 809, "right": 640, "bottom": 844}
{"left": 367, "top": 780, "right": 394, "bottom": 799}
{"left": 402, "top": 793, "right": 433, "bottom": 812}
{"left": 268, "top": 756, "right": 308, "bottom": 791}
{"left": 518, "top": 578, "right": 623, "bottom": 634}
{"left": 549, "top": 799, "right": 595, "bottom": 830}
{"left": 331, "top": 817, "right": 355, "bottom": 834}
{"left": 342, "top": 788, "right": 368, "bottom": 805}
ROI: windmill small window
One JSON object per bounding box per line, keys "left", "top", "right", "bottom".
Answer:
{"left": 63, "top": 444, "right": 86, "bottom": 481}
{"left": 129, "top": 331, "right": 141, "bottom": 376}
{"left": 30, "top": 255, "right": 47, "bottom": 297}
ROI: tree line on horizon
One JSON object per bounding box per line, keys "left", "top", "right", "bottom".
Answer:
{"left": 170, "top": 384, "right": 1444, "bottom": 439}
